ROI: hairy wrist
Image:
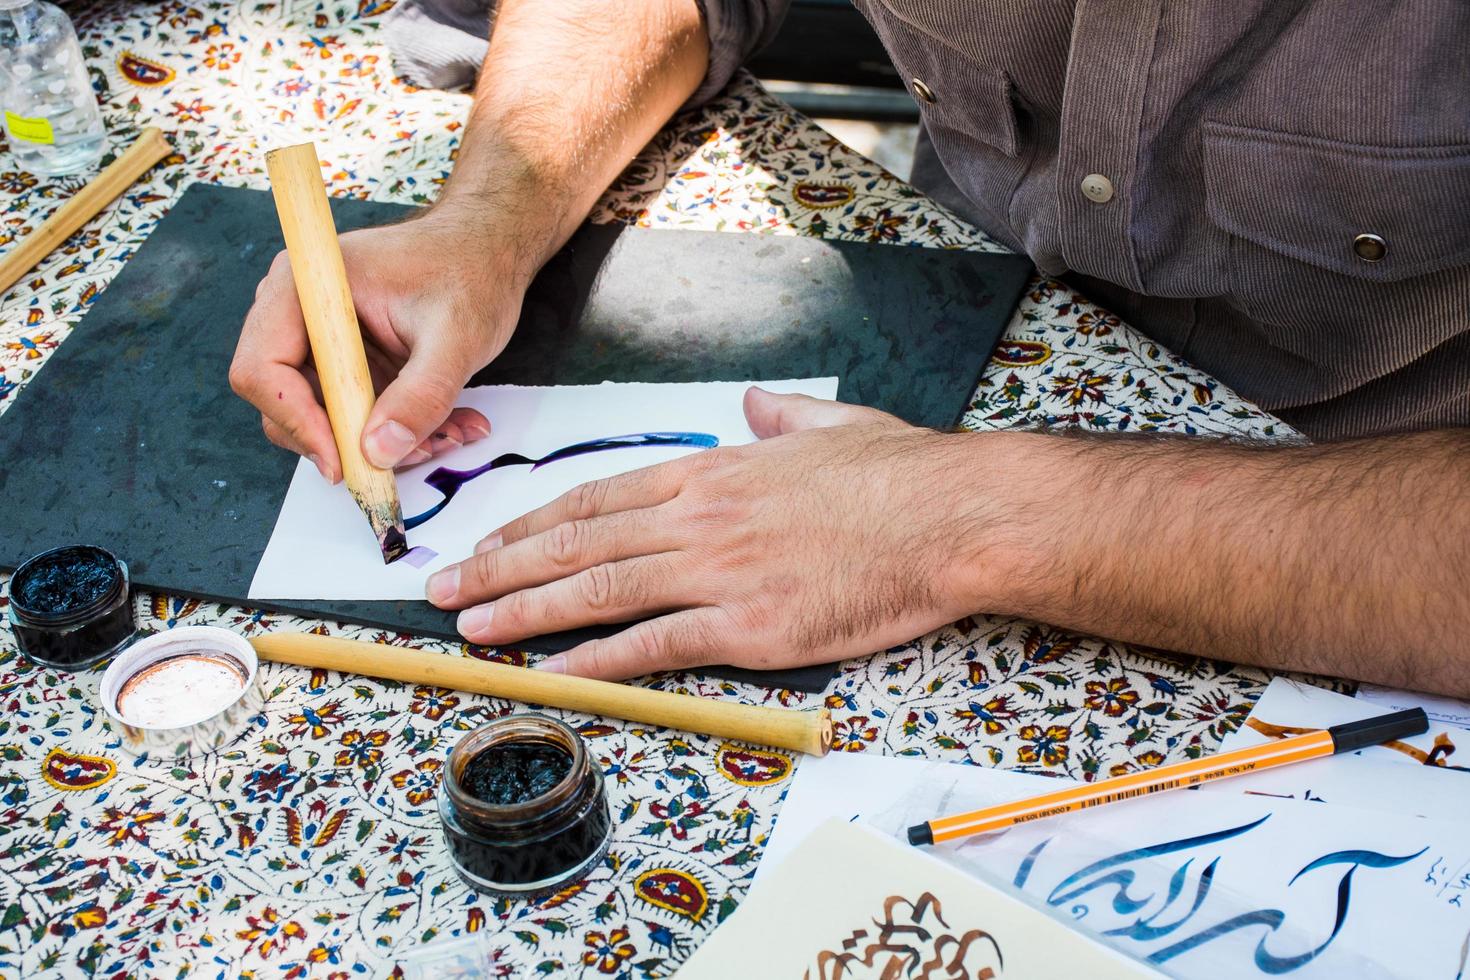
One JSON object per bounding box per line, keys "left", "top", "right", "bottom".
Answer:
{"left": 929, "top": 429, "right": 1056, "bottom": 620}
{"left": 417, "top": 180, "right": 558, "bottom": 292}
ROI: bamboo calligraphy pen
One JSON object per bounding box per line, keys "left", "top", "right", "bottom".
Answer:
{"left": 265, "top": 142, "right": 407, "bottom": 562}
{"left": 908, "top": 707, "right": 1428, "bottom": 846}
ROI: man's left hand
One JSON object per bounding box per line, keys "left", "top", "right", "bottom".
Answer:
{"left": 425, "top": 387, "right": 1005, "bottom": 679}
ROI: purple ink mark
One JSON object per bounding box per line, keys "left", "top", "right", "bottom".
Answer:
{"left": 398, "top": 546, "right": 440, "bottom": 569}
{"left": 402, "top": 432, "right": 719, "bottom": 531}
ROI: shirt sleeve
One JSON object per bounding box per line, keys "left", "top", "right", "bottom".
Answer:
{"left": 686, "top": 0, "right": 792, "bottom": 108}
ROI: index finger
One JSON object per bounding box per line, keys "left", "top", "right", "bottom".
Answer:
{"left": 229, "top": 258, "right": 341, "bottom": 478}
{"left": 494, "top": 453, "right": 709, "bottom": 547}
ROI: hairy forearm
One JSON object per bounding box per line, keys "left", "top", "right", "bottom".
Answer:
{"left": 968, "top": 428, "right": 1470, "bottom": 696}
{"left": 433, "top": 0, "right": 707, "bottom": 280}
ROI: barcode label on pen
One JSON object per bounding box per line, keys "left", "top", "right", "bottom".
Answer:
{"left": 1082, "top": 779, "right": 1184, "bottom": 807}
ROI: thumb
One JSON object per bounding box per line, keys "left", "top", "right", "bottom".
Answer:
{"left": 361, "top": 332, "right": 481, "bottom": 468}
{"left": 743, "top": 386, "right": 906, "bottom": 439}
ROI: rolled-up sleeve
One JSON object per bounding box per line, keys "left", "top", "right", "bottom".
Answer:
{"left": 686, "top": 0, "right": 791, "bottom": 108}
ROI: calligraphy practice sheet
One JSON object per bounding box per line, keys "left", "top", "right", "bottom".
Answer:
{"left": 250, "top": 379, "right": 838, "bottom": 600}
{"left": 1356, "top": 682, "right": 1470, "bottom": 729}
{"left": 682, "top": 819, "right": 1160, "bottom": 979}
{"left": 1210, "top": 677, "right": 1470, "bottom": 819}
{"left": 765, "top": 753, "right": 1470, "bottom": 978}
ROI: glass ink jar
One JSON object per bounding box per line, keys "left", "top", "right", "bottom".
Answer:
{"left": 7, "top": 545, "right": 136, "bottom": 670}
{"left": 439, "top": 714, "right": 612, "bottom": 897}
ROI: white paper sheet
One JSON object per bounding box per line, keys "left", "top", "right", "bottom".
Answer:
{"left": 1209, "top": 676, "right": 1470, "bottom": 818}
{"left": 684, "top": 819, "right": 1161, "bottom": 978}
{"left": 250, "top": 379, "right": 838, "bottom": 600}
{"left": 1356, "top": 682, "right": 1470, "bottom": 729}
{"left": 765, "top": 753, "right": 1470, "bottom": 978}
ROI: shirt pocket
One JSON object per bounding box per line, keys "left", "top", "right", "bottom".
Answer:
{"left": 1202, "top": 121, "right": 1470, "bottom": 328}
{"left": 853, "top": 0, "right": 1020, "bottom": 159}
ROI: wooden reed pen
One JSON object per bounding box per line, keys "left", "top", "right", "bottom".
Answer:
{"left": 251, "top": 632, "right": 833, "bottom": 757}
{"left": 264, "top": 142, "right": 408, "bottom": 562}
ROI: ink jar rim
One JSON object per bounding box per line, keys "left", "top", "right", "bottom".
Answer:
{"left": 9, "top": 545, "right": 128, "bottom": 629}
{"left": 439, "top": 713, "right": 612, "bottom": 896}
{"left": 443, "top": 713, "right": 590, "bottom": 827}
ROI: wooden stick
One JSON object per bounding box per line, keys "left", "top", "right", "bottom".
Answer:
{"left": 0, "top": 126, "right": 172, "bottom": 297}
{"left": 264, "top": 142, "right": 407, "bottom": 562}
{"left": 251, "top": 632, "right": 833, "bottom": 757}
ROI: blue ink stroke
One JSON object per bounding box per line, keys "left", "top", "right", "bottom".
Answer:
{"left": 1101, "top": 858, "right": 1221, "bottom": 943}
{"left": 1147, "top": 846, "right": 1428, "bottom": 973}
{"left": 403, "top": 432, "right": 719, "bottom": 530}
{"left": 1043, "top": 814, "right": 1270, "bottom": 917}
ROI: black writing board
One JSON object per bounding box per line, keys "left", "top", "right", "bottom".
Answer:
{"left": 0, "top": 183, "right": 1030, "bottom": 692}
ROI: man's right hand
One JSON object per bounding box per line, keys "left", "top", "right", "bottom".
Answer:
{"left": 231, "top": 0, "right": 711, "bottom": 482}
{"left": 230, "top": 208, "right": 526, "bottom": 482}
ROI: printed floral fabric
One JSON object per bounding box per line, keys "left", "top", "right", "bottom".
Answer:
{"left": 0, "top": 3, "right": 1306, "bottom": 977}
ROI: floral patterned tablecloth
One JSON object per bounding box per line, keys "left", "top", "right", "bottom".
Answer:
{"left": 0, "top": 3, "right": 1305, "bottom": 978}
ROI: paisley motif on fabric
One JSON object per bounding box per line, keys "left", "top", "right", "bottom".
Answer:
{"left": 714, "top": 742, "right": 793, "bottom": 785}
{"left": 117, "top": 51, "right": 175, "bottom": 87}
{"left": 990, "top": 339, "right": 1052, "bottom": 366}
{"left": 792, "top": 181, "right": 856, "bottom": 210}
{"left": 634, "top": 868, "right": 710, "bottom": 921}
{"left": 41, "top": 748, "right": 116, "bottom": 791}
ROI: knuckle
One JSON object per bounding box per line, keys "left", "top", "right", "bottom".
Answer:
{"left": 495, "top": 591, "right": 527, "bottom": 632}
{"left": 579, "top": 638, "right": 615, "bottom": 678}
{"left": 684, "top": 485, "right": 743, "bottom": 527}
{"left": 544, "top": 520, "right": 584, "bottom": 567}
{"left": 687, "top": 446, "right": 726, "bottom": 476}
{"left": 565, "top": 479, "right": 607, "bottom": 521}
{"left": 578, "top": 563, "right": 618, "bottom": 612}
{"left": 626, "top": 622, "right": 666, "bottom": 668}
{"left": 413, "top": 371, "right": 463, "bottom": 413}
{"left": 277, "top": 411, "right": 308, "bottom": 445}
{"left": 228, "top": 357, "right": 257, "bottom": 397}
{"left": 678, "top": 618, "right": 721, "bottom": 668}
{"left": 470, "top": 548, "right": 500, "bottom": 593}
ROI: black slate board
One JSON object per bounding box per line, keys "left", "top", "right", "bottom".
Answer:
{"left": 0, "top": 183, "right": 1030, "bottom": 692}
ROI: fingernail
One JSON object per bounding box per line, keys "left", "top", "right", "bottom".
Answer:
{"left": 457, "top": 603, "right": 493, "bottom": 637}
{"left": 535, "top": 654, "right": 566, "bottom": 673}
{"left": 474, "top": 532, "right": 502, "bottom": 554}
{"left": 364, "top": 419, "right": 418, "bottom": 468}
{"left": 431, "top": 430, "right": 462, "bottom": 448}
{"left": 308, "top": 454, "right": 330, "bottom": 481}
{"left": 464, "top": 421, "right": 491, "bottom": 441}
{"left": 401, "top": 447, "right": 432, "bottom": 466}
{"left": 425, "top": 565, "right": 459, "bottom": 605}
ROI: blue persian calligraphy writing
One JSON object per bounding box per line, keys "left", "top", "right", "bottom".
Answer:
{"left": 1014, "top": 816, "right": 1427, "bottom": 973}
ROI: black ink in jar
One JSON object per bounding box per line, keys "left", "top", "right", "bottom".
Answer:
{"left": 7, "top": 545, "right": 136, "bottom": 670}
{"left": 439, "top": 713, "right": 612, "bottom": 897}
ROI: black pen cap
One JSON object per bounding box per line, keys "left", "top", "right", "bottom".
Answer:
{"left": 1327, "top": 708, "right": 1428, "bottom": 754}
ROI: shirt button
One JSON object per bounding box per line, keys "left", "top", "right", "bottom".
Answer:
{"left": 1353, "top": 233, "right": 1387, "bottom": 262}
{"left": 1080, "top": 173, "right": 1115, "bottom": 204}
{"left": 912, "top": 78, "right": 937, "bottom": 104}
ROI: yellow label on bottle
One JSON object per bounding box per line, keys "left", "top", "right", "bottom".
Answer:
{"left": 4, "top": 111, "right": 56, "bottom": 145}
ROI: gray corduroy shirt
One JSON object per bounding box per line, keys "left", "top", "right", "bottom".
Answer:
{"left": 702, "top": 0, "right": 1470, "bottom": 439}
{"left": 384, "top": 0, "right": 1470, "bottom": 439}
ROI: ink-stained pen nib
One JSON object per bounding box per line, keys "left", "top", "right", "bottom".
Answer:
{"left": 379, "top": 524, "right": 409, "bottom": 564}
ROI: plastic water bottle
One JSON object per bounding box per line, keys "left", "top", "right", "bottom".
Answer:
{"left": 0, "top": 0, "right": 104, "bottom": 175}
